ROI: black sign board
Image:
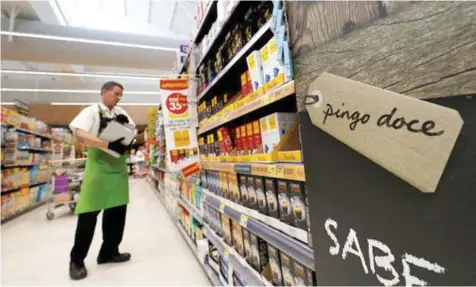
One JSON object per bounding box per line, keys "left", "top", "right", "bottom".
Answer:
{"left": 300, "top": 95, "right": 476, "bottom": 285}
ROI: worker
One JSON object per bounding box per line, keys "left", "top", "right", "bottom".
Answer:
{"left": 68, "top": 81, "right": 135, "bottom": 280}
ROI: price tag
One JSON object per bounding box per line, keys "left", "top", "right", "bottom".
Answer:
{"left": 219, "top": 202, "right": 225, "bottom": 212}
{"left": 267, "top": 165, "right": 277, "bottom": 177}
{"left": 240, "top": 214, "right": 249, "bottom": 227}
{"left": 276, "top": 167, "right": 284, "bottom": 178}
{"left": 203, "top": 227, "right": 208, "bottom": 236}
{"left": 224, "top": 248, "right": 230, "bottom": 260}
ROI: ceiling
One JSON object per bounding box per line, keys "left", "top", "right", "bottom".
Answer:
{"left": 0, "top": 0, "right": 196, "bottom": 116}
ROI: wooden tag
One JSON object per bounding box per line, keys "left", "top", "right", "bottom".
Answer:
{"left": 305, "top": 73, "right": 464, "bottom": 193}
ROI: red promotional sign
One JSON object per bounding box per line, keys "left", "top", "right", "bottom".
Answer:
{"left": 166, "top": 93, "right": 188, "bottom": 115}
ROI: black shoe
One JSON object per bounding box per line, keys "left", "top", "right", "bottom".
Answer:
{"left": 97, "top": 252, "right": 131, "bottom": 264}
{"left": 69, "top": 262, "right": 87, "bottom": 280}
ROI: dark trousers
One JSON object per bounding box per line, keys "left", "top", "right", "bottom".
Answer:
{"left": 70, "top": 205, "right": 127, "bottom": 264}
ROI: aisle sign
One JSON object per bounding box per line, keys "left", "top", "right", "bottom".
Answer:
{"left": 160, "top": 79, "right": 199, "bottom": 173}
{"left": 300, "top": 74, "right": 476, "bottom": 285}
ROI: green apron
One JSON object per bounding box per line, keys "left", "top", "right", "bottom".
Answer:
{"left": 75, "top": 106, "right": 129, "bottom": 214}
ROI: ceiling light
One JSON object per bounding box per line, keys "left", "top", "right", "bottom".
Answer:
{"left": 0, "top": 70, "right": 184, "bottom": 81}
{"left": 50, "top": 102, "right": 161, "bottom": 106}
{"left": 1, "top": 88, "right": 161, "bottom": 95}
{"left": 0, "top": 31, "right": 178, "bottom": 52}
{"left": 1, "top": 102, "right": 15, "bottom": 105}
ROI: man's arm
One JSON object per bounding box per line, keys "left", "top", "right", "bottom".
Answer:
{"left": 70, "top": 106, "right": 107, "bottom": 149}
{"left": 75, "top": 129, "right": 108, "bottom": 149}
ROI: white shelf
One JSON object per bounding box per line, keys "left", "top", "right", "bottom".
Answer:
{"left": 177, "top": 196, "right": 204, "bottom": 224}
{"left": 203, "top": 224, "right": 263, "bottom": 286}
{"left": 203, "top": 188, "right": 308, "bottom": 244}
{"left": 197, "top": 20, "right": 271, "bottom": 101}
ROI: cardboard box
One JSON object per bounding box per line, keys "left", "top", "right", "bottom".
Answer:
{"left": 231, "top": 220, "right": 245, "bottom": 257}
{"left": 246, "top": 51, "right": 265, "bottom": 91}
{"left": 246, "top": 123, "right": 255, "bottom": 153}
{"left": 260, "top": 42, "right": 272, "bottom": 84}
{"left": 221, "top": 214, "right": 232, "bottom": 246}
{"left": 239, "top": 175, "right": 249, "bottom": 207}
{"left": 255, "top": 176, "right": 268, "bottom": 215}
{"left": 265, "top": 178, "right": 279, "bottom": 219}
{"left": 250, "top": 232, "right": 269, "bottom": 272}
{"left": 267, "top": 244, "right": 284, "bottom": 286}
{"left": 228, "top": 173, "right": 240, "bottom": 203}
{"left": 252, "top": 120, "right": 262, "bottom": 154}
{"left": 261, "top": 113, "right": 297, "bottom": 154}
{"left": 280, "top": 252, "right": 295, "bottom": 286}
{"left": 235, "top": 126, "right": 242, "bottom": 153}
{"left": 289, "top": 181, "right": 309, "bottom": 230}
{"left": 277, "top": 179, "right": 293, "bottom": 224}
{"left": 247, "top": 176, "right": 258, "bottom": 210}
{"left": 240, "top": 125, "right": 248, "bottom": 153}
{"left": 242, "top": 228, "right": 253, "bottom": 265}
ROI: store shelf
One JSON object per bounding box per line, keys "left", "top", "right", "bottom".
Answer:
{"left": 206, "top": 264, "right": 222, "bottom": 286}
{"left": 177, "top": 196, "right": 204, "bottom": 224}
{"left": 197, "top": 20, "right": 271, "bottom": 101}
{"left": 1, "top": 180, "right": 50, "bottom": 194}
{"left": 201, "top": 160, "right": 305, "bottom": 182}
{"left": 199, "top": 80, "right": 295, "bottom": 134}
{"left": 177, "top": 222, "right": 198, "bottom": 253}
{"left": 192, "top": 0, "right": 218, "bottom": 45}
{"left": 196, "top": 1, "right": 240, "bottom": 70}
{"left": 1, "top": 199, "right": 48, "bottom": 224}
{"left": 1, "top": 163, "right": 37, "bottom": 168}
{"left": 203, "top": 188, "right": 308, "bottom": 244}
{"left": 18, "top": 147, "right": 52, "bottom": 153}
{"left": 203, "top": 224, "right": 262, "bottom": 286}
{"left": 3, "top": 125, "right": 53, "bottom": 139}
{"left": 205, "top": 194, "right": 315, "bottom": 271}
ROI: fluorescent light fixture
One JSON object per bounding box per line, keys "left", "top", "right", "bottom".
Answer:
{"left": 0, "top": 70, "right": 182, "bottom": 81}
{"left": 1, "top": 102, "right": 15, "bottom": 105}
{"left": 1, "top": 88, "right": 160, "bottom": 95}
{"left": 0, "top": 31, "right": 178, "bottom": 52}
{"left": 51, "top": 102, "right": 160, "bottom": 106}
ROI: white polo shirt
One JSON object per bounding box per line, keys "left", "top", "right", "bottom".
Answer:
{"left": 70, "top": 102, "right": 135, "bottom": 136}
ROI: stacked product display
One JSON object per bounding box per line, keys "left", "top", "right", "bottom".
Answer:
{"left": 150, "top": 1, "right": 315, "bottom": 286}
{"left": 0, "top": 107, "right": 54, "bottom": 223}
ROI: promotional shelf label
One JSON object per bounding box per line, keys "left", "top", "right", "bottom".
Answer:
{"left": 160, "top": 79, "right": 199, "bottom": 173}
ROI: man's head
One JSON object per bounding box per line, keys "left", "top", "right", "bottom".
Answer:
{"left": 101, "top": 81, "right": 124, "bottom": 109}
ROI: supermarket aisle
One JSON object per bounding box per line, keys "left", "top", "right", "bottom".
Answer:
{"left": 1, "top": 178, "right": 211, "bottom": 286}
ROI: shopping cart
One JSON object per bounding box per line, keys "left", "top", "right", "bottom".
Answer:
{"left": 46, "top": 158, "right": 86, "bottom": 220}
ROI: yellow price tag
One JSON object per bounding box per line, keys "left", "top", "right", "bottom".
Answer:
{"left": 276, "top": 167, "right": 284, "bottom": 178}
{"left": 219, "top": 202, "right": 225, "bottom": 212}
{"left": 267, "top": 165, "right": 277, "bottom": 177}
{"left": 240, "top": 214, "right": 249, "bottom": 227}
{"left": 203, "top": 228, "right": 208, "bottom": 236}
{"left": 224, "top": 248, "right": 230, "bottom": 260}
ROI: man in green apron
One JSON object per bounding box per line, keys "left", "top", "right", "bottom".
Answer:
{"left": 68, "top": 81, "right": 135, "bottom": 280}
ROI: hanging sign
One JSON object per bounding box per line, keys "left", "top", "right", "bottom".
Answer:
{"left": 305, "top": 73, "right": 463, "bottom": 193}
{"left": 160, "top": 79, "right": 199, "bottom": 173}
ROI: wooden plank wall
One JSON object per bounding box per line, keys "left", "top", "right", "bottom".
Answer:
{"left": 287, "top": 1, "right": 476, "bottom": 111}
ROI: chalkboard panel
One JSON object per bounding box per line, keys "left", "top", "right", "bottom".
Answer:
{"left": 300, "top": 95, "right": 476, "bottom": 286}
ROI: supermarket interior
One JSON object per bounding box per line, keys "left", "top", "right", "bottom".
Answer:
{"left": 1, "top": 0, "right": 475, "bottom": 286}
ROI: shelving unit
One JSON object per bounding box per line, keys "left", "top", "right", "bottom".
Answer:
{"left": 1, "top": 107, "right": 74, "bottom": 224}
{"left": 160, "top": 1, "right": 317, "bottom": 286}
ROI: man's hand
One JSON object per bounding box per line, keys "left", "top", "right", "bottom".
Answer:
{"left": 108, "top": 137, "right": 127, "bottom": 155}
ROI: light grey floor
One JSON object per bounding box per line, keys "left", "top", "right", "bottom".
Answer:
{"left": 1, "top": 178, "right": 211, "bottom": 286}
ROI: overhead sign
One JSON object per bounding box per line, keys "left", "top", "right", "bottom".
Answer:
{"left": 305, "top": 73, "right": 463, "bottom": 193}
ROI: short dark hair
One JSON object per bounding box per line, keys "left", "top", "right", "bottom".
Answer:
{"left": 101, "top": 81, "right": 124, "bottom": 94}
